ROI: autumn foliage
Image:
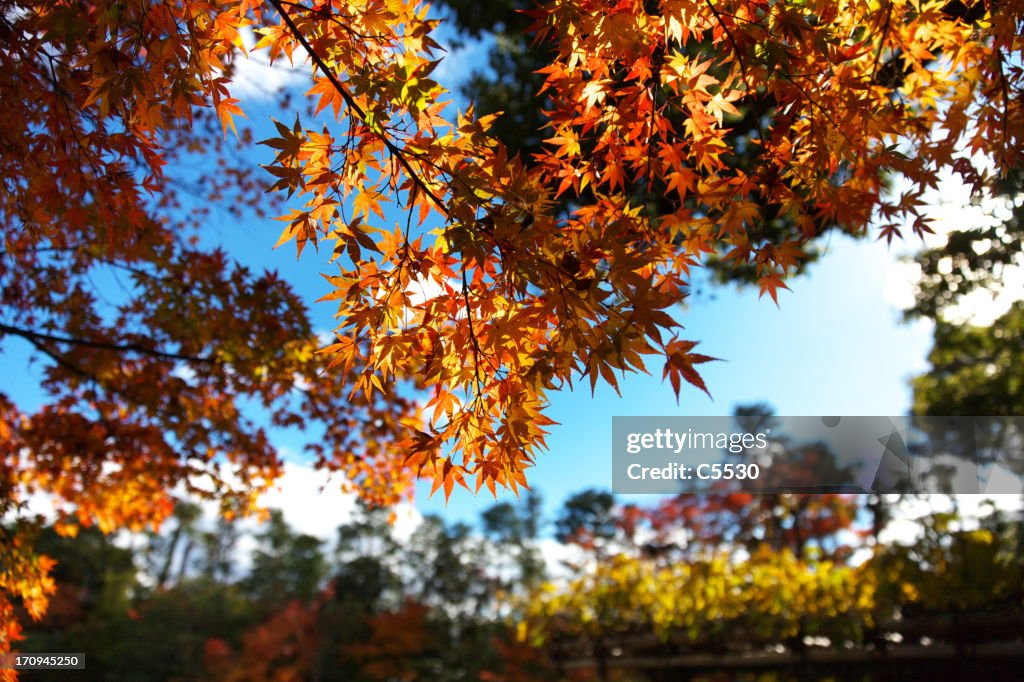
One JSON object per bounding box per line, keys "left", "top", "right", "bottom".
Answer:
{"left": 1, "top": 0, "right": 1023, "bottom": 656}
{"left": 256, "top": 0, "right": 1024, "bottom": 498}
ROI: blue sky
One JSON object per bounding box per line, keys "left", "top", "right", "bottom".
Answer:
{"left": 416, "top": 231, "right": 936, "bottom": 522}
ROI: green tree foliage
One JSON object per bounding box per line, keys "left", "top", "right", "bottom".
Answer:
{"left": 481, "top": 490, "right": 546, "bottom": 591}
{"left": 554, "top": 489, "right": 618, "bottom": 550}
{"left": 435, "top": 0, "right": 550, "bottom": 156}
{"left": 912, "top": 303, "right": 1024, "bottom": 416}
{"left": 243, "top": 509, "right": 327, "bottom": 612}
{"left": 145, "top": 501, "right": 203, "bottom": 591}
{"left": 13, "top": 526, "right": 136, "bottom": 675}
{"left": 906, "top": 170, "right": 1024, "bottom": 323}
{"left": 907, "top": 169, "right": 1024, "bottom": 416}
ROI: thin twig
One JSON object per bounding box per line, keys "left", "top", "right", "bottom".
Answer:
{"left": 460, "top": 266, "right": 484, "bottom": 399}
{"left": 870, "top": 1, "right": 894, "bottom": 83}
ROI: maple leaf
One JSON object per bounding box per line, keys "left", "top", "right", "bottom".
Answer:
{"left": 662, "top": 340, "right": 719, "bottom": 400}
{"left": 757, "top": 273, "right": 791, "bottom": 306}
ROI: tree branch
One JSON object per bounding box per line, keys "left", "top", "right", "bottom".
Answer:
{"left": 0, "top": 323, "right": 216, "bottom": 364}
{"left": 265, "top": 0, "right": 449, "bottom": 214}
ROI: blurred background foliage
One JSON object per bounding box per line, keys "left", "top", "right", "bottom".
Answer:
{"left": 7, "top": 480, "right": 1023, "bottom": 681}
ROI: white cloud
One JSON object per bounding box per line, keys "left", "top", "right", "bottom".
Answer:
{"left": 258, "top": 459, "right": 359, "bottom": 539}
{"left": 883, "top": 259, "right": 923, "bottom": 312}
{"left": 843, "top": 493, "right": 1023, "bottom": 566}
{"left": 943, "top": 262, "right": 1024, "bottom": 327}
{"left": 536, "top": 537, "right": 586, "bottom": 578}
{"left": 315, "top": 328, "right": 336, "bottom": 346}
{"left": 391, "top": 503, "right": 425, "bottom": 543}
{"left": 406, "top": 273, "right": 457, "bottom": 308}
{"left": 223, "top": 28, "right": 308, "bottom": 102}
{"left": 374, "top": 272, "right": 462, "bottom": 330}
{"left": 229, "top": 50, "right": 307, "bottom": 101}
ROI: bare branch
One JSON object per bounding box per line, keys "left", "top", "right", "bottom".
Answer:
{"left": 0, "top": 323, "right": 216, "bottom": 365}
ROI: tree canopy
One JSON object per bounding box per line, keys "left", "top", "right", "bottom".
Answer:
{"left": 907, "top": 167, "right": 1024, "bottom": 416}
{"left": 2, "top": 0, "right": 1023, "bottom": 657}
